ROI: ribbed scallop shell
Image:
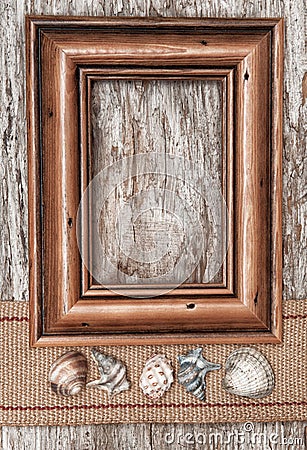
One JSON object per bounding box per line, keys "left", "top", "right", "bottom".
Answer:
{"left": 49, "top": 351, "right": 88, "bottom": 396}
{"left": 87, "top": 349, "right": 130, "bottom": 397}
{"left": 222, "top": 347, "right": 275, "bottom": 398}
{"left": 140, "top": 354, "right": 174, "bottom": 401}
{"left": 177, "top": 347, "right": 221, "bottom": 401}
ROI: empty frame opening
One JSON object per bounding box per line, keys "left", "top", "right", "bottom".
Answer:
{"left": 78, "top": 78, "right": 229, "bottom": 297}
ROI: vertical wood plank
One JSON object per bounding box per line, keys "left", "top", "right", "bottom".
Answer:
{"left": 0, "top": 1, "right": 28, "bottom": 300}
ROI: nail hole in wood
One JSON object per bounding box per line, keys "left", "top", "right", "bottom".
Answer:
{"left": 48, "top": 109, "right": 53, "bottom": 117}
{"left": 200, "top": 40, "right": 208, "bottom": 46}
{"left": 68, "top": 218, "right": 73, "bottom": 228}
{"left": 81, "top": 322, "right": 89, "bottom": 327}
{"left": 186, "top": 303, "right": 196, "bottom": 310}
{"left": 244, "top": 70, "right": 249, "bottom": 81}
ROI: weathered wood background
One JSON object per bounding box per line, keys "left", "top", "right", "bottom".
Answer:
{"left": 0, "top": 0, "right": 306, "bottom": 448}
{"left": 2, "top": 422, "right": 307, "bottom": 449}
{"left": 91, "top": 79, "right": 223, "bottom": 285}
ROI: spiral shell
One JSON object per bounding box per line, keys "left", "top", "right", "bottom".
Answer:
{"left": 49, "top": 351, "right": 88, "bottom": 396}
{"left": 222, "top": 347, "right": 275, "bottom": 399}
{"left": 177, "top": 347, "right": 221, "bottom": 401}
{"left": 87, "top": 349, "right": 130, "bottom": 397}
{"left": 140, "top": 354, "right": 174, "bottom": 401}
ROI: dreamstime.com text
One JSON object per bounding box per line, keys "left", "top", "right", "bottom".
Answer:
{"left": 163, "top": 423, "right": 304, "bottom": 447}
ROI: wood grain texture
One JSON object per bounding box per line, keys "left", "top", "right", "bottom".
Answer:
{"left": 27, "top": 18, "right": 281, "bottom": 344}
{"left": 0, "top": 0, "right": 306, "bottom": 445}
{"left": 91, "top": 79, "right": 223, "bottom": 286}
{"left": 150, "top": 422, "right": 307, "bottom": 449}
{"left": 2, "top": 422, "right": 307, "bottom": 449}
{"left": 0, "top": 0, "right": 306, "bottom": 301}
{"left": 1, "top": 424, "right": 152, "bottom": 450}
{"left": 0, "top": 2, "right": 28, "bottom": 300}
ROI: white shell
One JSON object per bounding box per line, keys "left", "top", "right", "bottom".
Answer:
{"left": 87, "top": 349, "right": 130, "bottom": 397}
{"left": 140, "top": 354, "right": 174, "bottom": 401}
{"left": 222, "top": 347, "right": 275, "bottom": 398}
{"left": 49, "top": 351, "right": 88, "bottom": 396}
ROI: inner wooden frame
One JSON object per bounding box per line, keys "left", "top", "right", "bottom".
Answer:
{"left": 80, "top": 69, "right": 233, "bottom": 297}
{"left": 26, "top": 16, "right": 283, "bottom": 346}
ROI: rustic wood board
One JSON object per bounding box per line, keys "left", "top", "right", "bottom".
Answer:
{"left": 2, "top": 422, "right": 307, "bottom": 449}
{"left": 1, "top": 0, "right": 306, "bottom": 301}
{"left": 0, "top": 0, "right": 306, "bottom": 446}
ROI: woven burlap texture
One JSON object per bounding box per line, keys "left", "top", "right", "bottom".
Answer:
{"left": 1, "top": 300, "right": 306, "bottom": 426}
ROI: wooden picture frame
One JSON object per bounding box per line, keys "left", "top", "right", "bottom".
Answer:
{"left": 26, "top": 16, "right": 283, "bottom": 346}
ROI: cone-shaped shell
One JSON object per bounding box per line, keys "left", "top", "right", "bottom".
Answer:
{"left": 140, "top": 354, "right": 173, "bottom": 401}
{"left": 87, "top": 349, "right": 130, "bottom": 397}
{"left": 49, "top": 351, "right": 88, "bottom": 396}
{"left": 177, "top": 347, "right": 221, "bottom": 401}
{"left": 222, "top": 347, "right": 275, "bottom": 399}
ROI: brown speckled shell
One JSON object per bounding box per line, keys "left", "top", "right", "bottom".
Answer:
{"left": 140, "top": 354, "right": 173, "bottom": 401}
{"left": 49, "top": 351, "right": 88, "bottom": 396}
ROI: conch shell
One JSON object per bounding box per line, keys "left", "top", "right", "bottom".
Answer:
{"left": 177, "top": 347, "right": 221, "bottom": 401}
{"left": 87, "top": 349, "right": 130, "bottom": 397}
{"left": 140, "top": 354, "right": 174, "bottom": 401}
{"left": 222, "top": 347, "right": 275, "bottom": 398}
{"left": 49, "top": 351, "right": 88, "bottom": 396}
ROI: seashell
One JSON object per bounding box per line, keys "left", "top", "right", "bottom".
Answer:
{"left": 87, "top": 349, "right": 130, "bottom": 397}
{"left": 140, "top": 354, "right": 174, "bottom": 401}
{"left": 177, "top": 347, "right": 221, "bottom": 401}
{"left": 49, "top": 351, "right": 88, "bottom": 396}
{"left": 222, "top": 347, "right": 275, "bottom": 398}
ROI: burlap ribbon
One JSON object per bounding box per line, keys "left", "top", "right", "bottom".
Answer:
{"left": 1, "top": 300, "right": 306, "bottom": 425}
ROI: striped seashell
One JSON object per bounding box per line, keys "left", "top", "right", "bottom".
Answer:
{"left": 87, "top": 349, "right": 130, "bottom": 397}
{"left": 222, "top": 347, "right": 275, "bottom": 398}
{"left": 177, "top": 347, "right": 221, "bottom": 401}
{"left": 49, "top": 351, "right": 88, "bottom": 396}
{"left": 140, "top": 354, "right": 173, "bottom": 401}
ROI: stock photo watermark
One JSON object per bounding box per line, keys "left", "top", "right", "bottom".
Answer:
{"left": 163, "top": 422, "right": 304, "bottom": 447}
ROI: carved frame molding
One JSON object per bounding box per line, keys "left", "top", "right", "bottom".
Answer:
{"left": 26, "top": 16, "right": 283, "bottom": 346}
